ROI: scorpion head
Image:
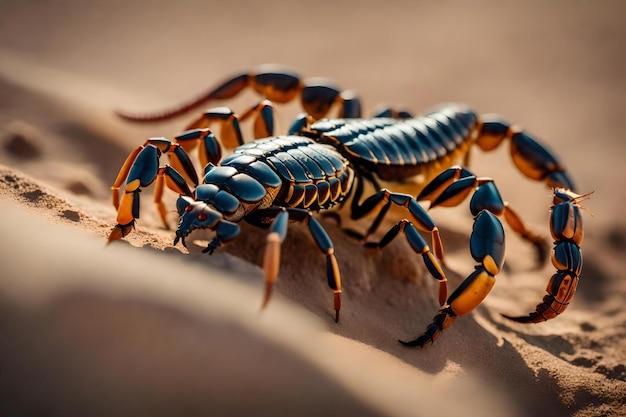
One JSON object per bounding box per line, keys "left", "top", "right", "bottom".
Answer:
{"left": 174, "top": 196, "right": 225, "bottom": 247}
{"left": 173, "top": 176, "right": 248, "bottom": 251}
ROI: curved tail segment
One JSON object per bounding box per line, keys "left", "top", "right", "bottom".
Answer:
{"left": 116, "top": 72, "right": 250, "bottom": 123}
{"left": 116, "top": 64, "right": 362, "bottom": 125}
{"left": 503, "top": 189, "right": 591, "bottom": 323}
{"left": 400, "top": 210, "right": 505, "bottom": 347}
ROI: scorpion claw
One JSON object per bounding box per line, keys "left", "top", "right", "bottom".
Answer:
{"left": 201, "top": 237, "right": 221, "bottom": 254}
{"left": 173, "top": 235, "right": 187, "bottom": 248}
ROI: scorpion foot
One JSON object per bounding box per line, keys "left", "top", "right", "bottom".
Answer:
{"left": 201, "top": 237, "right": 221, "bottom": 254}
{"left": 107, "top": 221, "right": 135, "bottom": 243}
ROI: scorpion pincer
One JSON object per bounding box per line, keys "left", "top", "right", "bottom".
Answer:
{"left": 109, "top": 65, "right": 591, "bottom": 347}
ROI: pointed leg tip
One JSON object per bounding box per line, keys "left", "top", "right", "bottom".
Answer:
{"left": 261, "top": 282, "right": 273, "bottom": 311}
{"left": 333, "top": 292, "right": 341, "bottom": 323}
{"left": 107, "top": 226, "right": 124, "bottom": 244}
{"left": 259, "top": 297, "right": 270, "bottom": 314}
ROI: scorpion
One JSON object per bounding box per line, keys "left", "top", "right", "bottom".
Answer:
{"left": 109, "top": 64, "right": 590, "bottom": 347}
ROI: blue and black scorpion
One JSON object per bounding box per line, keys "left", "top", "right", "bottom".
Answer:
{"left": 109, "top": 64, "right": 591, "bottom": 347}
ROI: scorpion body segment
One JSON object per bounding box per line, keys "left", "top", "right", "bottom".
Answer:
{"left": 300, "top": 104, "right": 478, "bottom": 181}
{"left": 110, "top": 65, "right": 590, "bottom": 347}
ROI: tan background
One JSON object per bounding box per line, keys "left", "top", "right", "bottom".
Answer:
{"left": 1, "top": 1, "right": 625, "bottom": 416}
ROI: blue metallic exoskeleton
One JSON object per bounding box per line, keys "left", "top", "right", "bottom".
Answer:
{"left": 110, "top": 65, "right": 590, "bottom": 347}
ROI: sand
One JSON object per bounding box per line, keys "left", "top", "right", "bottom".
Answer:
{"left": 1, "top": 1, "right": 625, "bottom": 416}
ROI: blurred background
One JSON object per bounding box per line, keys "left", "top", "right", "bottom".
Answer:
{"left": 1, "top": 0, "right": 624, "bottom": 225}
{"left": 1, "top": 1, "right": 625, "bottom": 416}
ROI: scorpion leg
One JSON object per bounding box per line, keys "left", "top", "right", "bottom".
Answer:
{"left": 503, "top": 189, "right": 589, "bottom": 323}
{"left": 401, "top": 210, "right": 505, "bottom": 347}
{"left": 153, "top": 166, "right": 193, "bottom": 229}
{"left": 351, "top": 187, "right": 447, "bottom": 305}
{"left": 173, "top": 128, "right": 222, "bottom": 170}
{"left": 288, "top": 113, "right": 314, "bottom": 136}
{"left": 184, "top": 107, "right": 244, "bottom": 149}
{"left": 337, "top": 90, "right": 362, "bottom": 119}
{"left": 419, "top": 166, "right": 548, "bottom": 264}
{"left": 372, "top": 107, "right": 413, "bottom": 119}
{"left": 111, "top": 146, "right": 143, "bottom": 211}
{"left": 109, "top": 139, "right": 196, "bottom": 241}
{"left": 238, "top": 99, "right": 275, "bottom": 138}
{"left": 474, "top": 115, "right": 576, "bottom": 190}
{"left": 364, "top": 220, "right": 448, "bottom": 306}
{"left": 288, "top": 93, "right": 362, "bottom": 136}
{"left": 253, "top": 207, "right": 342, "bottom": 322}
{"left": 301, "top": 78, "right": 361, "bottom": 120}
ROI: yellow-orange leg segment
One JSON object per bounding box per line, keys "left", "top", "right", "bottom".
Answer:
{"left": 257, "top": 207, "right": 342, "bottom": 322}
{"left": 503, "top": 189, "right": 590, "bottom": 323}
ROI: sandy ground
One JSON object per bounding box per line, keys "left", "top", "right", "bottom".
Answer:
{"left": 1, "top": 1, "right": 625, "bottom": 416}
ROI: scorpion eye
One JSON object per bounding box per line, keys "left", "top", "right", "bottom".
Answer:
{"left": 197, "top": 213, "right": 208, "bottom": 221}
{"left": 185, "top": 205, "right": 193, "bottom": 212}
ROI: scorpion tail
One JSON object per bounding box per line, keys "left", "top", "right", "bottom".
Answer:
{"left": 503, "top": 189, "right": 590, "bottom": 323}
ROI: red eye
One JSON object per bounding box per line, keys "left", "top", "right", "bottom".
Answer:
{"left": 197, "top": 213, "right": 208, "bottom": 221}
{"left": 185, "top": 205, "right": 193, "bottom": 212}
